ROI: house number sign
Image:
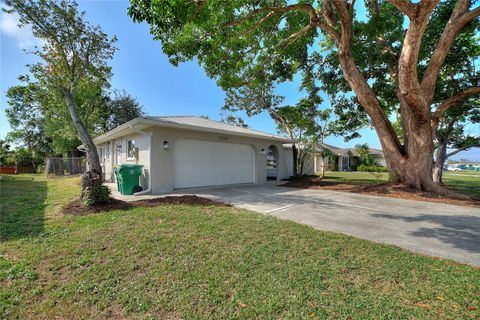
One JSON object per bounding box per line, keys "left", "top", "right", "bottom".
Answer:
{"left": 218, "top": 135, "right": 229, "bottom": 141}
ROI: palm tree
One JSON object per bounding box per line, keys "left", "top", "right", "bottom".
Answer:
{"left": 354, "top": 143, "right": 374, "bottom": 166}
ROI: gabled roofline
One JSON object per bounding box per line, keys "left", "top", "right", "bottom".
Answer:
{"left": 283, "top": 142, "right": 384, "bottom": 157}
{"left": 93, "top": 117, "right": 293, "bottom": 144}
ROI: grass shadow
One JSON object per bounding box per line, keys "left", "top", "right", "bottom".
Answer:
{"left": 0, "top": 175, "right": 47, "bottom": 242}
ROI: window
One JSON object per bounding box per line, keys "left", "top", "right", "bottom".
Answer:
{"left": 127, "top": 139, "right": 136, "bottom": 160}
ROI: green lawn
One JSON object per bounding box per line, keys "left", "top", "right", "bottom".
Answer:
{"left": 322, "top": 171, "right": 480, "bottom": 197}
{"left": 442, "top": 171, "right": 480, "bottom": 197}
{"left": 1, "top": 175, "right": 479, "bottom": 319}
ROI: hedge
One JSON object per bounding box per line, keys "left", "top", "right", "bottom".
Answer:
{"left": 357, "top": 164, "right": 388, "bottom": 172}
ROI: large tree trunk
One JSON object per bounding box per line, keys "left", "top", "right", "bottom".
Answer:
{"left": 63, "top": 89, "right": 102, "bottom": 184}
{"left": 299, "top": 154, "right": 304, "bottom": 176}
{"left": 433, "top": 139, "right": 448, "bottom": 184}
{"left": 390, "top": 105, "right": 436, "bottom": 190}
{"left": 318, "top": 156, "right": 326, "bottom": 179}
{"left": 332, "top": 1, "right": 441, "bottom": 192}
{"left": 381, "top": 142, "right": 436, "bottom": 190}
{"left": 292, "top": 144, "right": 298, "bottom": 177}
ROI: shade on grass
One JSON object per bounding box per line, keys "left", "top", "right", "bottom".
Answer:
{"left": 1, "top": 175, "right": 479, "bottom": 319}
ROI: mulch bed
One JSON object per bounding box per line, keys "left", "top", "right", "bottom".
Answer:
{"left": 63, "top": 195, "right": 229, "bottom": 216}
{"left": 282, "top": 178, "right": 480, "bottom": 208}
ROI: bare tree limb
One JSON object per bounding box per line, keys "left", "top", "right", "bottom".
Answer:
{"left": 463, "top": 5, "right": 480, "bottom": 21}
{"left": 432, "top": 86, "right": 480, "bottom": 126}
{"left": 446, "top": 143, "right": 480, "bottom": 158}
{"left": 395, "top": 0, "right": 439, "bottom": 111}
{"left": 332, "top": 0, "right": 353, "bottom": 51}
{"left": 239, "top": 11, "right": 277, "bottom": 37}
{"left": 388, "top": 0, "right": 418, "bottom": 18}
{"left": 321, "top": 0, "right": 338, "bottom": 30}
{"left": 331, "top": 0, "right": 404, "bottom": 157}
{"left": 421, "top": 0, "right": 479, "bottom": 103}
{"left": 276, "top": 21, "right": 315, "bottom": 47}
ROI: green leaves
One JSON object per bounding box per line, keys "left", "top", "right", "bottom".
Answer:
{"left": 354, "top": 143, "right": 375, "bottom": 166}
{"left": 128, "top": 0, "right": 313, "bottom": 91}
{"left": 6, "top": 0, "right": 116, "bottom": 91}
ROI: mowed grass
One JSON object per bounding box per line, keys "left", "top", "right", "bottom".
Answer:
{"left": 1, "top": 175, "right": 479, "bottom": 319}
{"left": 442, "top": 171, "right": 480, "bottom": 197}
{"left": 322, "top": 171, "right": 480, "bottom": 197}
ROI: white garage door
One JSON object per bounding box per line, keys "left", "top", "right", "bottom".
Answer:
{"left": 173, "top": 139, "right": 255, "bottom": 188}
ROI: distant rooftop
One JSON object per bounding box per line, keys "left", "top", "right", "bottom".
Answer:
{"left": 317, "top": 142, "right": 384, "bottom": 156}
{"left": 283, "top": 142, "right": 384, "bottom": 157}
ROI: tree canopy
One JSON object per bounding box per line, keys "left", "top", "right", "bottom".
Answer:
{"left": 129, "top": 0, "right": 480, "bottom": 192}
{"left": 5, "top": 79, "right": 143, "bottom": 156}
{"left": 5, "top": 0, "right": 117, "bottom": 180}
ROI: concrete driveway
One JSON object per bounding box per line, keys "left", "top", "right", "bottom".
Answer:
{"left": 175, "top": 183, "right": 480, "bottom": 266}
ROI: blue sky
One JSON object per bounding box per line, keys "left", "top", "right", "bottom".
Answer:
{"left": 0, "top": 0, "right": 478, "bottom": 160}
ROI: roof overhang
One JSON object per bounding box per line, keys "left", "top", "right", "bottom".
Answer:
{"left": 92, "top": 117, "right": 293, "bottom": 145}
{"left": 282, "top": 143, "right": 345, "bottom": 156}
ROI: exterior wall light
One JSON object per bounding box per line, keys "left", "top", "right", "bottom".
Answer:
{"left": 163, "top": 140, "right": 169, "bottom": 150}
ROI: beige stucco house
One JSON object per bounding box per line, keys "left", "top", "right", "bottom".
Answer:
{"left": 305, "top": 143, "right": 387, "bottom": 174}
{"left": 282, "top": 142, "right": 387, "bottom": 176}
{"left": 93, "top": 116, "right": 292, "bottom": 194}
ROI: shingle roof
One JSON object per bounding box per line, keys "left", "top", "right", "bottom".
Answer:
{"left": 316, "top": 142, "right": 350, "bottom": 156}
{"left": 92, "top": 115, "right": 293, "bottom": 145}
{"left": 144, "top": 116, "right": 290, "bottom": 141}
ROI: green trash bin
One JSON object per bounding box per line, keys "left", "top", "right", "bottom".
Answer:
{"left": 114, "top": 164, "right": 144, "bottom": 195}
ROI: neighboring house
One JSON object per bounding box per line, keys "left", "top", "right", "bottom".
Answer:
{"left": 92, "top": 116, "right": 292, "bottom": 194}
{"left": 283, "top": 142, "right": 386, "bottom": 175}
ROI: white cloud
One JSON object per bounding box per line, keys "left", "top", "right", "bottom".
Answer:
{"left": 0, "top": 7, "right": 38, "bottom": 49}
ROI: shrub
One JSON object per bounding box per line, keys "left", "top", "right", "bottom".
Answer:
{"left": 82, "top": 185, "right": 111, "bottom": 207}
{"left": 37, "top": 164, "right": 45, "bottom": 173}
{"left": 357, "top": 164, "right": 388, "bottom": 172}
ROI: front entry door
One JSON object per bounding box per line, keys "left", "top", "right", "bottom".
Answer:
{"left": 342, "top": 156, "right": 349, "bottom": 171}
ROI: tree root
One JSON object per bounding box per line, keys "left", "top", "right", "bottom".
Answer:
{"left": 425, "top": 182, "right": 473, "bottom": 200}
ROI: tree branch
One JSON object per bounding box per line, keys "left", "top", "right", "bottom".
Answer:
{"left": 276, "top": 21, "right": 315, "bottom": 47}
{"left": 321, "top": 0, "right": 338, "bottom": 30}
{"left": 395, "top": 0, "right": 439, "bottom": 111}
{"left": 432, "top": 86, "right": 480, "bottom": 124}
{"left": 331, "top": 0, "right": 404, "bottom": 157}
{"left": 368, "top": 0, "right": 380, "bottom": 14}
{"left": 463, "top": 5, "right": 480, "bottom": 21}
{"left": 226, "top": 3, "right": 340, "bottom": 44}
{"left": 332, "top": 0, "right": 353, "bottom": 51}
{"left": 226, "top": 4, "right": 318, "bottom": 27}
{"left": 446, "top": 143, "right": 480, "bottom": 158}
{"left": 421, "top": 0, "right": 479, "bottom": 103}
{"left": 388, "top": 0, "right": 418, "bottom": 18}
